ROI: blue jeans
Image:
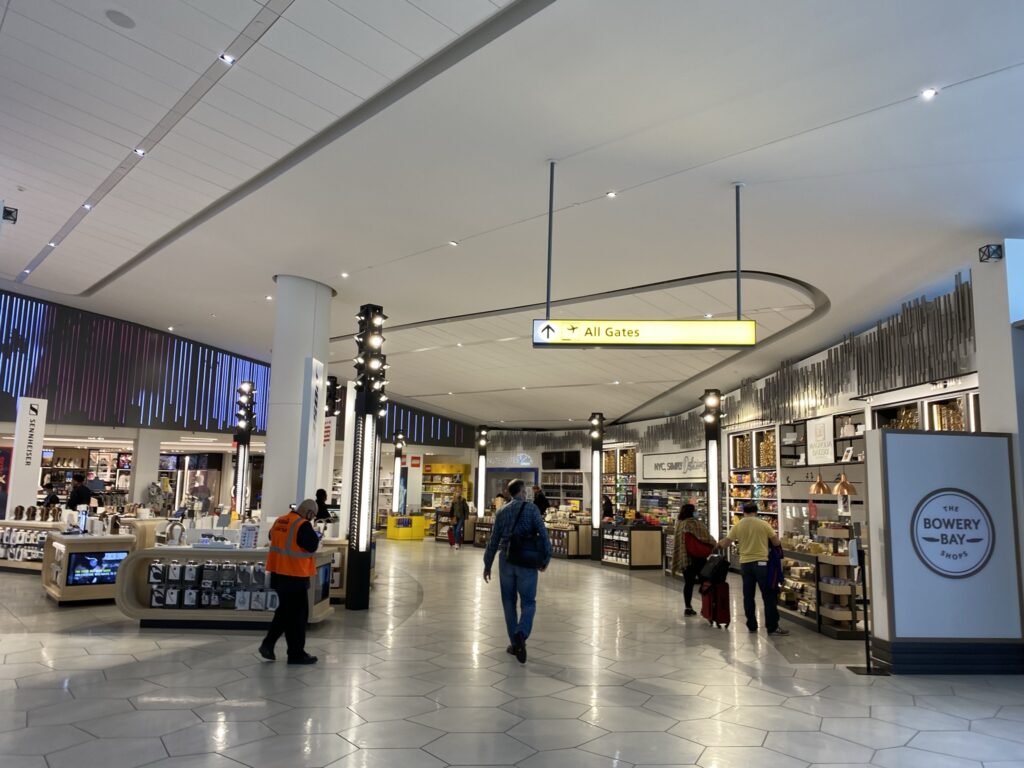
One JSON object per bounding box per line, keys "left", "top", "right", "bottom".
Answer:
{"left": 741, "top": 561, "right": 779, "bottom": 632}
{"left": 499, "top": 556, "right": 539, "bottom": 644}
{"left": 453, "top": 519, "right": 464, "bottom": 545}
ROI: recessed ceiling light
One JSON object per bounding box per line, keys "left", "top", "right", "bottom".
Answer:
{"left": 521, "top": 386, "right": 527, "bottom": 390}
{"left": 48, "top": 241, "right": 57, "bottom": 247}
{"left": 82, "top": 203, "right": 92, "bottom": 210}
{"left": 340, "top": 272, "right": 349, "bottom": 278}
{"left": 219, "top": 53, "right": 236, "bottom": 65}
{"left": 568, "top": 418, "right": 574, "bottom": 422}
{"left": 265, "top": 295, "right": 273, "bottom": 301}
{"left": 105, "top": 9, "right": 136, "bottom": 28}
{"left": 134, "top": 148, "right": 146, "bottom": 156}
{"left": 921, "top": 87, "right": 938, "bottom": 101}
{"left": 22, "top": 269, "right": 30, "bottom": 274}
{"left": 167, "top": 326, "right": 174, "bottom": 331}
{"left": 448, "top": 241, "right": 458, "bottom": 247}
{"left": 499, "top": 419, "right": 505, "bottom": 423}
{"left": 704, "top": 313, "right": 713, "bottom": 319}
{"left": 210, "top": 314, "right": 217, "bottom": 318}
{"left": 456, "top": 342, "right": 463, "bottom": 347}
{"left": 612, "top": 380, "right": 620, "bottom": 385}
{"left": 448, "top": 391, "right": 454, "bottom": 395}
{"left": 605, "top": 191, "right": 617, "bottom": 198}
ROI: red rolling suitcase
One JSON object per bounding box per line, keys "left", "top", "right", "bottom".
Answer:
{"left": 447, "top": 526, "right": 456, "bottom": 547}
{"left": 700, "top": 581, "right": 730, "bottom": 628}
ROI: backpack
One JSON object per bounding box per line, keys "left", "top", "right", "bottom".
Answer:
{"left": 503, "top": 501, "right": 546, "bottom": 569}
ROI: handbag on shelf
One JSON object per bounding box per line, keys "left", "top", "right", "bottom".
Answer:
{"left": 504, "top": 501, "right": 546, "bottom": 569}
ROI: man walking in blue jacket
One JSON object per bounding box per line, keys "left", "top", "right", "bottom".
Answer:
{"left": 483, "top": 479, "right": 552, "bottom": 663}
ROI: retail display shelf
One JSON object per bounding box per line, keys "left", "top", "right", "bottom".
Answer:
{"left": 42, "top": 533, "right": 136, "bottom": 604}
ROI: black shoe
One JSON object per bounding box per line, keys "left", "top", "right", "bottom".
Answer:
{"left": 287, "top": 653, "right": 318, "bottom": 665}
{"left": 684, "top": 608, "right": 697, "bottom": 617}
{"left": 258, "top": 642, "right": 275, "bottom": 661}
{"left": 506, "top": 645, "right": 517, "bottom": 656}
{"left": 767, "top": 628, "right": 790, "bottom": 637}
{"left": 514, "top": 631, "right": 527, "bottom": 664}
{"left": 748, "top": 627, "right": 758, "bottom": 633}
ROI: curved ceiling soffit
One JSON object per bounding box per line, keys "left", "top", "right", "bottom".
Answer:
{"left": 57, "top": 0, "right": 558, "bottom": 299}
{"left": 329, "top": 269, "right": 831, "bottom": 424}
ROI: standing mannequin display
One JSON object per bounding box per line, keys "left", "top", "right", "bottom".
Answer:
{"left": 259, "top": 499, "right": 321, "bottom": 664}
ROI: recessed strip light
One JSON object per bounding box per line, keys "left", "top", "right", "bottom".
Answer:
{"left": 265, "top": 295, "right": 273, "bottom": 301}
{"left": 921, "top": 87, "right": 938, "bottom": 101}
{"left": 340, "top": 272, "right": 349, "bottom": 278}
{"left": 22, "top": 269, "right": 30, "bottom": 274}
{"left": 219, "top": 53, "right": 236, "bottom": 65}
{"left": 448, "top": 241, "right": 459, "bottom": 247}
{"left": 82, "top": 203, "right": 92, "bottom": 210}
{"left": 134, "top": 148, "right": 146, "bottom": 157}
{"left": 605, "top": 191, "right": 617, "bottom": 198}
{"left": 704, "top": 313, "right": 714, "bottom": 319}
{"left": 167, "top": 326, "right": 174, "bottom": 331}
{"left": 48, "top": 241, "right": 57, "bottom": 247}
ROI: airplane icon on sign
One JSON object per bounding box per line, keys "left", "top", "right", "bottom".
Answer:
{"left": 567, "top": 324, "right": 578, "bottom": 333}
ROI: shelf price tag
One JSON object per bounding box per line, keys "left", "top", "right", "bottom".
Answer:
{"left": 532, "top": 319, "right": 756, "bottom": 348}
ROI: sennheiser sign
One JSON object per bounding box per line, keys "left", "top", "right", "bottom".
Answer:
{"left": 911, "top": 489, "right": 995, "bottom": 578}
{"left": 8, "top": 397, "right": 48, "bottom": 515}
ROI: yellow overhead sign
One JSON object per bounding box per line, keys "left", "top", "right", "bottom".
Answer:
{"left": 532, "top": 319, "right": 756, "bottom": 348}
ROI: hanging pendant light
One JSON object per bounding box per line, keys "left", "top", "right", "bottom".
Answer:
{"left": 809, "top": 473, "right": 831, "bottom": 496}
{"left": 833, "top": 472, "right": 857, "bottom": 497}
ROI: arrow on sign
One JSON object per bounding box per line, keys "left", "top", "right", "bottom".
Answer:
{"left": 540, "top": 324, "right": 555, "bottom": 338}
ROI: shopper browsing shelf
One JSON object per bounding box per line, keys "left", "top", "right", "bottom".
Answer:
{"left": 601, "top": 494, "right": 614, "bottom": 519}
{"left": 483, "top": 479, "right": 552, "bottom": 664}
{"left": 671, "top": 504, "right": 716, "bottom": 616}
{"left": 717, "top": 502, "right": 789, "bottom": 636}
{"left": 65, "top": 474, "right": 93, "bottom": 510}
{"left": 532, "top": 486, "right": 550, "bottom": 515}
{"left": 259, "top": 499, "right": 321, "bottom": 665}
{"left": 314, "top": 488, "right": 331, "bottom": 521}
{"left": 41, "top": 483, "right": 60, "bottom": 507}
{"left": 449, "top": 490, "right": 469, "bottom": 549}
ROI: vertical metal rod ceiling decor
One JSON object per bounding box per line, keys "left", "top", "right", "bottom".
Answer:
{"left": 735, "top": 182, "right": 744, "bottom": 321}
{"left": 545, "top": 160, "right": 555, "bottom": 320}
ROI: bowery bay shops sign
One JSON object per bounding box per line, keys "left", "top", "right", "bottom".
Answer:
{"left": 642, "top": 450, "right": 707, "bottom": 481}
{"left": 911, "top": 488, "right": 995, "bottom": 578}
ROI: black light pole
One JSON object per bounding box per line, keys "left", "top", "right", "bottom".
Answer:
{"left": 475, "top": 427, "right": 488, "bottom": 516}
{"left": 233, "top": 381, "right": 255, "bottom": 519}
{"left": 392, "top": 432, "right": 405, "bottom": 516}
{"left": 590, "top": 412, "right": 605, "bottom": 561}
{"left": 345, "top": 304, "right": 388, "bottom": 611}
{"left": 700, "top": 389, "right": 723, "bottom": 539}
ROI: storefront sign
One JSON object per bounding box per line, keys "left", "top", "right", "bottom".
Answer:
{"left": 911, "top": 488, "right": 995, "bottom": 578}
{"left": 806, "top": 416, "right": 834, "bottom": 465}
{"left": 8, "top": 397, "right": 47, "bottom": 513}
{"left": 641, "top": 450, "right": 706, "bottom": 481}
{"left": 488, "top": 451, "right": 536, "bottom": 467}
{"left": 532, "top": 319, "right": 756, "bottom": 348}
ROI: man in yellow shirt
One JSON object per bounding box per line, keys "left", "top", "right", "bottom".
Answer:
{"left": 718, "top": 502, "right": 789, "bottom": 636}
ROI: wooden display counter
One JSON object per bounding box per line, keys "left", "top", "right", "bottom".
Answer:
{"left": 42, "top": 533, "right": 136, "bottom": 604}
{"left": 546, "top": 522, "right": 592, "bottom": 558}
{"left": 0, "top": 519, "right": 65, "bottom": 573}
{"left": 115, "top": 546, "right": 334, "bottom": 629}
{"left": 601, "top": 525, "right": 662, "bottom": 569}
{"left": 386, "top": 515, "right": 427, "bottom": 540}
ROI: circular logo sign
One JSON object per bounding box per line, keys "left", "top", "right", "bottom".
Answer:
{"left": 910, "top": 489, "right": 995, "bottom": 579}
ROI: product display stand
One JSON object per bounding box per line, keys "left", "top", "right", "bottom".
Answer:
{"left": 601, "top": 524, "right": 662, "bottom": 569}
{"left": 545, "top": 522, "right": 593, "bottom": 558}
{"left": 42, "top": 532, "right": 136, "bottom": 604}
{"left": 386, "top": 514, "right": 427, "bottom": 540}
{"left": 0, "top": 520, "right": 65, "bottom": 573}
{"left": 115, "top": 546, "right": 334, "bottom": 629}
{"left": 473, "top": 517, "right": 494, "bottom": 548}
{"left": 848, "top": 547, "right": 888, "bottom": 676}
{"left": 321, "top": 537, "right": 347, "bottom": 603}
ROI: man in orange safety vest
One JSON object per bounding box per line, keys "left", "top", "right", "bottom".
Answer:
{"left": 258, "top": 499, "right": 320, "bottom": 664}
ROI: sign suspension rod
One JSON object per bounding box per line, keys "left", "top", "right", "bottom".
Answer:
{"left": 734, "top": 181, "right": 744, "bottom": 322}
{"left": 546, "top": 160, "right": 555, "bottom": 320}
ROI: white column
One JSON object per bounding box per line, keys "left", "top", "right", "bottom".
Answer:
{"left": 131, "top": 429, "right": 163, "bottom": 504}
{"left": 973, "top": 248, "right": 1024, "bottom": 563}
{"left": 261, "top": 275, "right": 333, "bottom": 530}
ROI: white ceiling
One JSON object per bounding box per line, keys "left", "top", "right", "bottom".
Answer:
{"left": 2, "top": 0, "right": 1023, "bottom": 426}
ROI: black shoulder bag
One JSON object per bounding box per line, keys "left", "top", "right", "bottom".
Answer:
{"left": 504, "top": 500, "right": 546, "bottom": 569}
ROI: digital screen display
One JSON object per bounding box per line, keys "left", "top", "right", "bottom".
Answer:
{"left": 66, "top": 551, "right": 129, "bottom": 586}
{"left": 117, "top": 453, "right": 132, "bottom": 469}
{"left": 159, "top": 455, "right": 178, "bottom": 471}
{"left": 41, "top": 449, "right": 54, "bottom": 467}
{"left": 318, "top": 563, "right": 331, "bottom": 602}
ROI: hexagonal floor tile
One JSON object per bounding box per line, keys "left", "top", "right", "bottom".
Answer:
{"left": 324, "top": 747, "right": 446, "bottom": 768}
{"left": 424, "top": 732, "right": 535, "bottom": 765}
{"left": 580, "top": 705, "right": 677, "bottom": 732}
{"left": 0, "top": 725, "right": 93, "bottom": 755}
{"left": 870, "top": 704, "right": 969, "bottom": 731}
{"left": 872, "top": 746, "right": 981, "bottom": 768}
{"left": 783, "top": 696, "right": 869, "bottom": 718}
{"left": 340, "top": 720, "right": 444, "bottom": 748}
{"left": 517, "top": 747, "right": 627, "bottom": 768}
{"left": 426, "top": 685, "right": 513, "bottom": 707}
{"left": 822, "top": 717, "right": 916, "bottom": 748}
{"left": 626, "top": 678, "right": 703, "bottom": 697}
{"left": 28, "top": 697, "right": 134, "bottom": 725}
{"left": 500, "top": 696, "right": 590, "bottom": 720}
{"left": 262, "top": 707, "right": 366, "bottom": 734}
{"left": 224, "top": 734, "right": 356, "bottom": 768}
{"left": 670, "top": 718, "right": 766, "bottom": 747}
{"left": 162, "top": 721, "right": 275, "bottom": 755}
{"left": 697, "top": 746, "right": 807, "bottom": 768}
{"left": 194, "top": 698, "right": 292, "bottom": 722}
{"left": 699, "top": 686, "right": 785, "bottom": 707}
{"left": 79, "top": 709, "right": 201, "bottom": 737}
{"left": 907, "top": 731, "right": 1024, "bottom": 762}
{"left": 765, "top": 731, "right": 874, "bottom": 764}
{"left": 555, "top": 686, "right": 652, "bottom": 707}
{"left": 717, "top": 705, "right": 821, "bottom": 731}
{"left": 507, "top": 718, "right": 608, "bottom": 750}
{"left": 349, "top": 695, "right": 443, "bottom": 722}
{"left": 47, "top": 738, "right": 168, "bottom": 768}
{"left": 358, "top": 677, "right": 443, "bottom": 697}
{"left": 130, "top": 689, "right": 226, "bottom": 710}
{"left": 642, "top": 695, "right": 729, "bottom": 721}
{"left": 267, "top": 685, "right": 374, "bottom": 708}
{"left": 492, "top": 676, "right": 574, "bottom": 698}
{"left": 411, "top": 706, "right": 522, "bottom": 732}
{"left": 582, "top": 731, "right": 703, "bottom": 764}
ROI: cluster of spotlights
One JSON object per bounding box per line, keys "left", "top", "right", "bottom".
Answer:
{"left": 589, "top": 412, "right": 604, "bottom": 441}
{"left": 477, "top": 427, "right": 488, "bottom": 448}
{"left": 324, "top": 375, "right": 341, "bottom": 418}
{"left": 234, "top": 381, "right": 256, "bottom": 443}
{"left": 700, "top": 388, "right": 722, "bottom": 424}
{"left": 353, "top": 305, "right": 390, "bottom": 418}
{"left": 395, "top": 432, "right": 406, "bottom": 451}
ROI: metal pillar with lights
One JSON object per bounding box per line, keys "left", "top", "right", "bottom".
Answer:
{"left": 233, "top": 381, "right": 256, "bottom": 518}
{"left": 700, "top": 390, "right": 723, "bottom": 540}
{"left": 476, "top": 427, "right": 488, "bottom": 515}
{"left": 392, "top": 433, "right": 405, "bottom": 515}
{"left": 345, "top": 304, "right": 389, "bottom": 611}
{"left": 589, "top": 413, "right": 605, "bottom": 561}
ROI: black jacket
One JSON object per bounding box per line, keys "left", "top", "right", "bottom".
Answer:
{"left": 533, "top": 491, "right": 550, "bottom": 513}
{"left": 66, "top": 484, "right": 93, "bottom": 510}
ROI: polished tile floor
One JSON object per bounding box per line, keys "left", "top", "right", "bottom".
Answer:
{"left": 1, "top": 540, "right": 1023, "bottom": 768}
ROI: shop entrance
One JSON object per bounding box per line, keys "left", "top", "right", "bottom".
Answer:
{"left": 486, "top": 468, "right": 538, "bottom": 509}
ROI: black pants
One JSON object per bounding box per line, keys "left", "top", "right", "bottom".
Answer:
{"left": 263, "top": 585, "right": 309, "bottom": 658}
{"left": 741, "top": 561, "right": 779, "bottom": 632}
{"left": 683, "top": 559, "right": 705, "bottom": 609}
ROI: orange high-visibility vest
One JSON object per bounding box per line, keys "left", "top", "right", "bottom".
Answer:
{"left": 266, "top": 511, "right": 316, "bottom": 577}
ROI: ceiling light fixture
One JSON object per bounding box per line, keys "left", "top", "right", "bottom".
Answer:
{"left": 48, "top": 241, "right": 57, "bottom": 247}
{"left": 22, "top": 269, "right": 30, "bottom": 274}
{"left": 219, "top": 53, "right": 236, "bottom": 65}
{"left": 340, "top": 272, "right": 349, "bottom": 278}
{"left": 605, "top": 191, "right": 617, "bottom": 198}
{"left": 134, "top": 148, "right": 146, "bottom": 157}
{"left": 456, "top": 342, "right": 463, "bottom": 347}
{"left": 448, "top": 241, "right": 458, "bottom": 247}
{"left": 921, "top": 87, "right": 939, "bottom": 101}
{"left": 167, "top": 326, "right": 174, "bottom": 332}
{"left": 521, "top": 386, "right": 527, "bottom": 390}
{"left": 82, "top": 203, "right": 92, "bottom": 210}
{"left": 704, "top": 313, "right": 713, "bottom": 319}
{"left": 809, "top": 473, "right": 831, "bottom": 496}
{"left": 448, "top": 391, "right": 454, "bottom": 395}
{"left": 265, "top": 295, "right": 272, "bottom": 301}
{"left": 612, "top": 380, "right": 620, "bottom": 385}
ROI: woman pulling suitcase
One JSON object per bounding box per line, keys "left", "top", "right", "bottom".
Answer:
{"left": 671, "top": 504, "right": 717, "bottom": 617}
